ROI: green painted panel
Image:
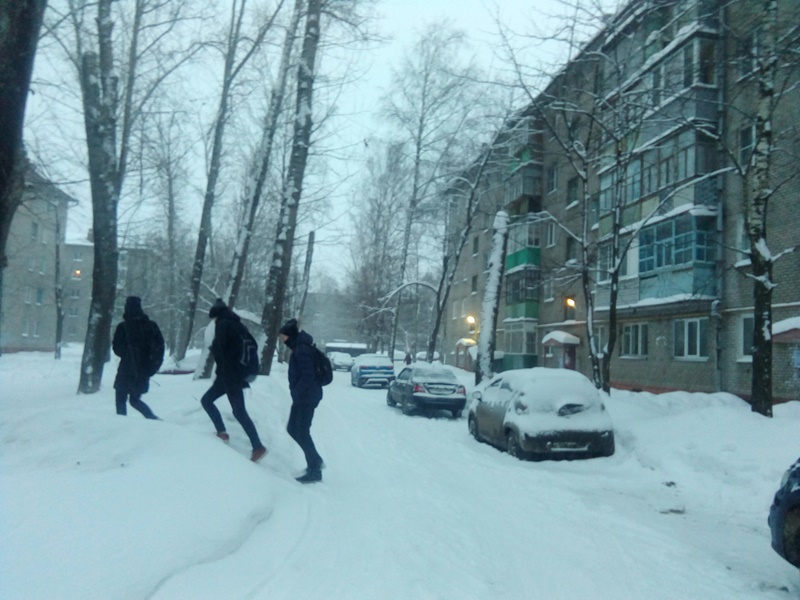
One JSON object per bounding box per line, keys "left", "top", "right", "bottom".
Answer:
{"left": 505, "top": 247, "right": 540, "bottom": 270}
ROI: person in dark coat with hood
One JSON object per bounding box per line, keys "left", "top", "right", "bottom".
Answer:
{"left": 201, "top": 298, "right": 267, "bottom": 462}
{"left": 279, "top": 318, "right": 324, "bottom": 483}
{"left": 112, "top": 296, "right": 164, "bottom": 419}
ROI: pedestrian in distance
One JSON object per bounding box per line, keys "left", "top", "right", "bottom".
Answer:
{"left": 201, "top": 299, "right": 267, "bottom": 462}
{"left": 279, "top": 318, "right": 324, "bottom": 483}
{"left": 112, "top": 296, "right": 164, "bottom": 420}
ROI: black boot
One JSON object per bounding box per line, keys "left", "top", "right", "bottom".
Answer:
{"left": 296, "top": 468, "right": 322, "bottom": 484}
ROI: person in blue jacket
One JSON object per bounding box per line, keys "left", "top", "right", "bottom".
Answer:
{"left": 279, "top": 318, "right": 324, "bottom": 483}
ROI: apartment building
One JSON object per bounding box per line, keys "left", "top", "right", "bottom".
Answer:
{"left": 444, "top": 0, "right": 800, "bottom": 402}
{"left": 0, "top": 167, "right": 72, "bottom": 353}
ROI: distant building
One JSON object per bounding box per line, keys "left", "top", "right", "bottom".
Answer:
{"left": 1, "top": 168, "right": 71, "bottom": 353}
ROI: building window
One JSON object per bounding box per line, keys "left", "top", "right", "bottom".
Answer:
{"left": 31, "top": 222, "right": 39, "bottom": 241}
{"left": 625, "top": 160, "right": 641, "bottom": 203}
{"left": 594, "top": 325, "right": 607, "bottom": 356}
{"left": 565, "top": 237, "right": 578, "bottom": 262}
{"left": 737, "top": 29, "right": 759, "bottom": 78}
{"left": 22, "top": 319, "right": 29, "bottom": 337}
{"left": 566, "top": 177, "right": 579, "bottom": 205}
{"left": 621, "top": 323, "right": 648, "bottom": 357}
{"left": 38, "top": 257, "right": 46, "bottom": 275}
{"left": 507, "top": 220, "right": 540, "bottom": 253}
{"left": 32, "top": 321, "right": 41, "bottom": 338}
{"left": 36, "top": 288, "right": 44, "bottom": 305}
{"left": 739, "top": 126, "right": 754, "bottom": 166}
{"left": 698, "top": 40, "right": 716, "bottom": 85}
{"left": 472, "top": 236, "right": 479, "bottom": 256}
{"left": 682, "top": 44, "right": 694, "bottom": 87}
{"left": 505, "top": 267, "right": 540, "bottom": 304}
{"left": 546, "top": 222, "right": 556, "bottom": 247}
{"left": 674, "top": 318, "right": 709, "bottom": 358}
{"left": 471, "top": 275, "right": 478, "bottom": 294}
{"left": 73, "top": 249, "right": 84, "bottom": 261}
{"left": 543, "top": 277, "right": 553, "bottom": 301}
{"left": 546, "top": 166, "right": 558, "bottom": 193}
{"left": 638, "top": 215, "right": 715, "bottom": 274}
{"left": 741, "top": 315, "right": 754, "bottom": 357}
{"left": 24, "top": 286, "right": 33, "bottom": 304}
{"left": 505, "top": 321, "right": 537, "bottom": 355}
{"left": 69, "top": 288, "right": 80, "bottom": 299}
{"left": 68, "top": 306, "right": 80, "bottom": 318}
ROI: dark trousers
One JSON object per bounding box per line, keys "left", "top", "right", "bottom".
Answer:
{"left": 201, "top": 378, "right": 263, "bottom": 450}
{"left": 287, "top": 402, "right": 322, "bottom": 471}
{"left": 115, "top": 389, "right": 158, "bottom": 419}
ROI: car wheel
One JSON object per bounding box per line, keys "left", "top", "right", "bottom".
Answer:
{"left": 401, "top": 397, "right": 413, "bottom": 415}
{"left": 506, "top": 430, "right": 523, "bottom": 459}
{"left": 386, "top": 391, "right": 397, "bottom": 407}
{"left": 468, "top": 415, "right": 479, "bottom": 440}
{"left": 451, "top": 409, "right": 462, "bottom": 419}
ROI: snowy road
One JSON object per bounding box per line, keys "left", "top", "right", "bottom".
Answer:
{"left": 3, "top": 349, "right": 797, "bottom": 600}
{"left": 148, "top": 369, "right": 795, "bottom": 600}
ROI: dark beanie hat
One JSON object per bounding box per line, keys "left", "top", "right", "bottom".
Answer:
{"left": 279, "top": 318, "right": 299, "bottom": 338}
{"left": 124, "top": 295, "right": 143, "bottom": 318}
{"left": 209, "top": 298, "right": 227, "bottom": 319}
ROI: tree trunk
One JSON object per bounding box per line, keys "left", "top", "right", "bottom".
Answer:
{"left": 77, "top": 1, "right": 120, "bottom": 393}
{"left": 225, "top": 0, "right": 302, "bottom": 309}
{"left": 54, "top": 206, "right": 64, "bottom": 359}
{"left": 260, "top": 0, "right": 322, "bottom": 375}
{"left": 0, "top": 0, "right": 47, "bottom": 355}
{"left": 475, "top": 211, "right": 509, "bottom": 385}
{"left": 296, "top": 231, "right": 314, "bottom": 322}
{"left": 747, "top": 0, "right": 777, "bottom": 417}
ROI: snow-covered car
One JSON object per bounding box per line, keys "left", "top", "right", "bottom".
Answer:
{"left": 328, "top": 351, "right": 354, "bottom": 371}
{"left": 467, "top": 368, "right": 615, "bottom": 460}
{"left": 350, "top": 354, "right": 395, "bottom": 388}
{"left": 768, "top": 458, "right": 800, "bottom": 568}
{"left": 386, "top": 365, "right": 467, "bottom": 418}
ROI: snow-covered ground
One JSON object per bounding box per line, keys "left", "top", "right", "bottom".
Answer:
{"left": 2, "top": 345, "right": 799, "bottom": 599}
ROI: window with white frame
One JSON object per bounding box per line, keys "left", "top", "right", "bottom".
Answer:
{"left": 546, "top": 222, "right": 556, "bottom": 247}
{"left": 505, "top": 321, "right": 537, "bottom": 355}
{"left": 68, "top": 306, "right": 80, "bottom": 318}
{"left": 22, "top": 319, "right": 29, "bottom": 337}
{"left": 32, "top": 321, "right": 41, "bottom": 338}
{"left": 567, "top": 177, "right": 579, "bottom": 205}
{"left": 507, "top": 220, "right": 540, "bottom": 253}
{"left": 674, "top": 318, "right": 709, "bottom": 358}
{"left": 451, "top": 301, "right": 458, "bottom": 320}
{"left": 70, "top": 288, "right": 80, "bottom": 299}
{"left": 30, "top": 222, "right": 39, "bottom": 241}
{"left": 543, "top": 277, "right": 553, "bottom": 301}
{"left": 73, "top": 249, "right": 84, "bottom": 261}
{"left": 698, "top": 39, "right": 716, "bottom": 85}
{"left": 737, "top": 29, "right": 759, "bottom": 79}
{"left": 472, "top": 236, "right": 479, "bottom": 256}
{"left": 471, "top": 275, "right": 478, "bottom": 294}
{"left": 621, "top": 323, "right": 648, "bottom": 357}
{"left": 740, "top": 315, "right": 754, "bottom": 357}
{"left": 593, "top": 325, "right": 607, "bottom": 356}
{"left": 546, "top": 166, "right": 558, "bottom": 194}
{"left": 36, "top": 288, "right": 44, "bottom": 305}
{"left": 24, "top": 286, "right": 33, "bottom": 304}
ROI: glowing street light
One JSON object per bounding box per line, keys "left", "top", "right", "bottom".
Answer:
{"left": 466, "top": 315, "right": 476, "bottom": 325}
{"left": 565, "top": 297, "right": 576, "bottom": 309}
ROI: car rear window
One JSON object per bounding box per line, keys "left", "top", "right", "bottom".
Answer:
{"left": 415, "top": 369, "right": 457, "bottom": 382}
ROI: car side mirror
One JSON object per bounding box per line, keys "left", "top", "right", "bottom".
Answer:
{"left": 471, "top": 391, "right": 483, "bottom": 402}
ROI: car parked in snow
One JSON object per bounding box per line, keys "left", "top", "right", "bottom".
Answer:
{"left": 386, "top": 365, "right": 467, "bottom": 418}
{"left": 768, "top": 457, "right": 800, "bottom": 568}
{"left": 350, "top": 354, "right": 395, "bottom": 388}
{"left": 328, "top": 351, "right": 355, "bottom": 371}
{"left": 467, "top": 368, "right": 615, "bottom": 460}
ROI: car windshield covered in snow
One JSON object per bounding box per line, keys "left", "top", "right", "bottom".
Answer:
{"left": 412, "top": 367, "right": 457, "bottom": 383}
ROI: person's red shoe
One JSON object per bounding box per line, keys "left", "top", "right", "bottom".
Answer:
{"left": 250, "top": 446, "right": 268, "bottom": 462}
{"left": 216, "top": 432, "right": 230, "bottom": 442}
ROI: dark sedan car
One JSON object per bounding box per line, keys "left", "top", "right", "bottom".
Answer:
{"left": 386, "top": 365, "right": 467, "bottom": 418}
{"left": 467, "top": 368, "right": 615, "bottom": 460}
{"left": 769, "top": 458, "right": 800, "bottom": 568}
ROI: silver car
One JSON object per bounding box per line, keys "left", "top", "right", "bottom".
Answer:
{"left": 468, "top": 368, "right": 615, "bottom": 460}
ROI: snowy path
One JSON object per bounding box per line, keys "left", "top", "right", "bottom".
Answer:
{"left": 147, "top": 370, "right": 793, "bottom": 600}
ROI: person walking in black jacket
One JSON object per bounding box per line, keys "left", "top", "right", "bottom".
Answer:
{"left": 112, "top": 296, "right": 164, "bottom": 419}
{"left": 279, "top": 318, "right": 324, "bottom": 483}
{"left": 201, "top": 299, "right": 267, "bottom": 462}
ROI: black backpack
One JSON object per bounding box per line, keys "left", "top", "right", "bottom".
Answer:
{"left": 235, "top": 323, "right": 260, "bottom": 383}
{"left": 311, "top": 344, "right": 333, "bottom": 386}
{"left": 146, "top": 321, "right": 165, "bottom": 377}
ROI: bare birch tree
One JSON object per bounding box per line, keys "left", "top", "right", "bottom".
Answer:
{"left": 259, "top": 0, "right": 322, "bottom": 375}
{"left": 174, "top": 0, "right": 286, "bottom": 362}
